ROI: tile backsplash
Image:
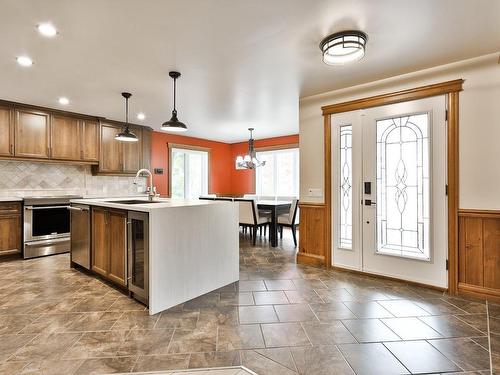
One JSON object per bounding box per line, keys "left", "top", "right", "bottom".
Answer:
{"left": 0, "top": 160, "right": 146, "bottom": 198}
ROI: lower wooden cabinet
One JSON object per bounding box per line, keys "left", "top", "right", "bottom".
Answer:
{"left": 0, "top": 202, "right": 22, "bottom": 256}
{"left": 458, "top": 209, "right": 500, "bottom": 300}
{"left": 91, "top": 207, "right": 127, "bottom": 286}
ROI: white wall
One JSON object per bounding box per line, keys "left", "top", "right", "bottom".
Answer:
{"left": 299, "top": 53, "right": 500, "bottom": 210}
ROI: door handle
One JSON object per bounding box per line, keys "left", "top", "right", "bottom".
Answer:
{"left": 364, "top": 199, "right": 376, "bottom": 206}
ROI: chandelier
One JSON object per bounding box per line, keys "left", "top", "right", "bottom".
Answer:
{"left": 236, "top": 128, "right": 266, "bottom": 169}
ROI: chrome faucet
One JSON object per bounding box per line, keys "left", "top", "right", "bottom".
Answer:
{"left": 134, "top": 169, "right": 158, "bottom": 201}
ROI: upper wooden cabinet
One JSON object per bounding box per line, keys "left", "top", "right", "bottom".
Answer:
{"left": 0, "top": 106, "right": 14, "bottom": 157}
{"left": 0, "top": 100, "right": 151, "bottom": 172}
{"left": 122, "top": 127, "right": 143, "bottom": 173}
{"left": 14, "top": 109, "right": 50, "bottom": 159}
{"left": 95, "top": 123, "right": 150, "bottom": 175}
{"left": 100, "top": 124, "right": 123, "bottom": 172}
{"left": 81, "top": 120, "right": 99, "bottom": 161}
{"left": 50, "top": 115, "right": 80, "bottom": 160}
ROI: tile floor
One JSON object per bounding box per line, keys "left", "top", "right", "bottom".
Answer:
{"left": 0, "top": 231, "right": 497, "bottom": 374}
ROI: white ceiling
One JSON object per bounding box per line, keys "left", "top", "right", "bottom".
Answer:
{"left": 0, "top": 0, "right": 499, "bottom": 142}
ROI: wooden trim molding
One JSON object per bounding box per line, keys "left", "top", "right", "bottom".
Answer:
{"left": 321, "top": 79, "right": 464, "bottom": 115}
{"left": 255, "top": 143, "right": 299, "bottom": 152}
{"left": 298, "top": 79, "right": 465, "bottom": 294}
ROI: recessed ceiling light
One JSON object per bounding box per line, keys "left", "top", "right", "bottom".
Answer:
{"left": 16, "top": 56, "right": 33, "bottom": 67}
{"left": 58, "top": 97, "right": 69, "bottom": 105}
{"left": 37, "top": 23, "right": 58, "bottom": 37}
{"left": 320, "top": 30, "right": 367, "bottom": 65}
{"left": 137, "top": 113, "right": 146, "bottom": 121}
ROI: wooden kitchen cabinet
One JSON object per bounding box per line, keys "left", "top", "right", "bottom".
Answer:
{"left": 14, "top": 109, "right": 50, "bottom": 159}
{"left": 91, "top": 207, "right": 109, "bottom": 277}
{"left": 0, "top": 202, "right": 22, "bottom": 256}
{"left": 108, "top": 210, "right": 127, "bottom": 286}
{"left": 99, "top": 124, "right": 123, "bottom": 173}
{"left": 91, "top": 207, "right": 127, "bottom": 287}
{"left": 81, "top": 120, "right": 99, "bottom": 161}
{"left": 50, "top": 114, "right": 81, "bottom": 160}
{"left": 0, "top": 106, "right": 14, "bottom": 157}
{"left": 95, "top": 123, "right": 150, "bottom": 175}
{"left": 122, "top": 127, "right": 142, "bottom": 173}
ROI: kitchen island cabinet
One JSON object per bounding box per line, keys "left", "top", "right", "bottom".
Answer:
{"left": 72, "top": 197, "right": 239, "bottom": 314}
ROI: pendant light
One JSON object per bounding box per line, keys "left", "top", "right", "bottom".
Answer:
{"left": 115, "top": 92, "right": 138, "bottom": 142}
{"left": 161, "top": 71, "right": 187, "bottom": 132}
{"left": 320, "top": 30, "right": 367, "bottom": 65}
{"left": 235, "top": 128, "right": 266, "bottom": 169}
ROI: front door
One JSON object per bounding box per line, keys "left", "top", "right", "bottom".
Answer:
{"left": 332, "top": 96, "right": 448, "bottom": 288}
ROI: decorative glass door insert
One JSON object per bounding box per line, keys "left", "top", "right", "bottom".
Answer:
{"left": 376, "top": 113, "right": 430, "bottom": 260}
{"left": 339, "top": 125, "right": 353, "bottom": 249}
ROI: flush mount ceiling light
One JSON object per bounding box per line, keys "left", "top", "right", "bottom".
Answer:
{"left": 16, "top": 56, "right": 33, "bottom": 67}
{"left": 37, "top": 22, "right": 58, "bottom": 37}
{"left": 161, "top": 71, "right": 187, "bottom": 132}
{"left": 320, "top": 30, "right": 367, "bottom": 65}
{"left": 137, "top": 112, "right": 146, "bottom": 121}
{"left": 235, "top": 128, "right": 266, "bottom": 170}
{"left": 115, "top": 92, "right": 139, "bottom": 142}
{"left": 58, "top": 97, "right": 69, "bottom": 105}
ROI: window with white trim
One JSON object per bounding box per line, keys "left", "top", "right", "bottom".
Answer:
{"left": 255, "top": 148, "right": 299, "bottom": 197}
{"left": 171, "top": 147, "right": 209, "bottom": 199}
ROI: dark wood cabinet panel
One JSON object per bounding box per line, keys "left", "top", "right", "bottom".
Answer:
{"left": 464, "top": 218, "right": 483, "bottom": 286}
{"left": 91, "top": 207, "right": 127, "bottom": 287}
{"left": 100, "top": 124, "right": 122, "bottom": 172}
{"left": 122, "top": 127, "right": 142, "bottom": 173}
{"left": 91, "top": 208, "right": 109, "bottom": 277}
{"left": 0, "top": 106, "right": 13, "bottom": 156}
{"left": 0, "top": 202, "right": 22, "bottom": 256}
{"left": 108, "top": 210, "right": 127, "bottom": 286}
{"left": 14, "top": 109, "right": 50, "bottom": 159}
{"left": 50, "top": 115, "right": 81, "bottom": 160}
{"left": 81, "top": 120, "right": 99, "bottom": 161}
{"left": 458, "top": 210, "right": 500, "bottom": 301}
{"left": 483, "top": 218, "right": 500, "bottom": 290}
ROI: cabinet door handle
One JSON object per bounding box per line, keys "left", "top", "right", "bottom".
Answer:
{"left": 9, "top": 144, "right": 13, "bottom": 154}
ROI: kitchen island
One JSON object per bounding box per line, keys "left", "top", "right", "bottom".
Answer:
{"left": 70, "top": 197, "right": 239, "bottom": 315}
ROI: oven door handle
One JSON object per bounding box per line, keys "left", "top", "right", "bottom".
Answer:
{"left": 24, "top": 205, "right": 69, "bottom": 210}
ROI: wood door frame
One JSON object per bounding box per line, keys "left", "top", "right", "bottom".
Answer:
{"left": 321, "top": 79, "right": 464, "bottom": 294}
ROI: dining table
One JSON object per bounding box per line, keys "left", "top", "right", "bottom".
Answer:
{"left": 257, "top": 200, "right": 292, "bottom": 247}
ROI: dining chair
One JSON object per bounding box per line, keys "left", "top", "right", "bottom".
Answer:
{"left": 278, "top": 199, "right": 299, "bottom": 246}
{"left": 235, "top": 198, "right": 270, "bottom": 245}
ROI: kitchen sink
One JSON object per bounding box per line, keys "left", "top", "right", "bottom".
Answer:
{"left": 105, "top": 199, "right": 159, "bottom": 204}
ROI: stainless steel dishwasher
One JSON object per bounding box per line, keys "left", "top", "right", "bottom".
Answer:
{"left": 69, "top": 204, "right": 90, "bottom": 269}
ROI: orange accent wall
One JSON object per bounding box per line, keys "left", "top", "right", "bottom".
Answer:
{"left": 151, "top": 131, "right": 299, "bottom": 196}
{"left": 151, "top": 132, "right": 232, "bottom": 196}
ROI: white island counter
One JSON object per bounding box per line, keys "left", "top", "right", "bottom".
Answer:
{"left": 71, "top": 197, "right": 239, "bottom": 315}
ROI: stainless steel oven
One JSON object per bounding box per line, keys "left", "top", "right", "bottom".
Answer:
{"left": 23, "top": 196, "right": 81, "bottom": 259}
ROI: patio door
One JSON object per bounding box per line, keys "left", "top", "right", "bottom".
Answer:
{"left": 332, "top": 96, "right": 448, "bottom": 288}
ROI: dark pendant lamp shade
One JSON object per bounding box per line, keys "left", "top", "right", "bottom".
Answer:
{"left": 161, "top": 71, "right": 187, "bottom": 132}
{"left": 115, "top": 92, "right": 139, "bottom": 142}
